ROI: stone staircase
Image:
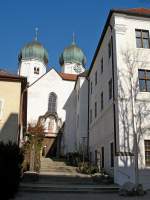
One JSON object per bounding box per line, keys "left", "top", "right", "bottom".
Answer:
{"left": 20, "top": 157, "right": 119, "bottom": 193}
{"left": 40, "top": 157, "right": 77, "bottom": 175}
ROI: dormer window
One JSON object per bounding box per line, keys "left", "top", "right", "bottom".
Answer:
{"left": 34, "top": 67, "right": 39, "bottom": 74}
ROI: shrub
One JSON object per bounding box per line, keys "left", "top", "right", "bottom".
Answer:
{"left": 0, "top": 141, "right": 24, "bottom": 199}
{"left": 77, "top": 162, "right": 99, "bottom": 174}
{"left": 22, "top": 122, "right": 44, "bottom": 172}
{"left": 66, "top": 152, "right": 82, "bottom": 166}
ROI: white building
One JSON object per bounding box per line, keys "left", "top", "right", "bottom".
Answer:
{"left": 64, "top": 71, "right": 88, "bottom": 154}
{"left": 88, "top": 8, "right": 150, "bottom": 189}
{"left": 18, "top": 37, "right": 86, "bottom": 156}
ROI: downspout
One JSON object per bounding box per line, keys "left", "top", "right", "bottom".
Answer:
{"left": 109, "top": 24, "right": 117, "bottom": 156}
{"left": 18, "top": 80, "right": 28, "bottom": 147}
{"left": 87, "top": 76, "right": 90, "bottom": 160}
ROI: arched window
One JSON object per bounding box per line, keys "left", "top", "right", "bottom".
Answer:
{"left": 48, "top": 92, "right": 57, "bottom": 113}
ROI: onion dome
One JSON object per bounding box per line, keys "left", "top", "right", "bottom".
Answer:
{"left": 59, "top": 36, "right": 86, "bottom": 67}
{"left": 18, "top": 40, "right": 48, "bottom": 65}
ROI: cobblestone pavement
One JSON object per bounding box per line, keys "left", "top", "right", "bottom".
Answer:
{"left": 14, "top": 191, "right": 150, "bottom": 200}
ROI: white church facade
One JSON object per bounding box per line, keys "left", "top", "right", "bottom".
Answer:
{"left": 16, "top": 7, "right": 150, "bottom": 189}
{"left": 18, "top": 38, "right": 87, "bottom": 156}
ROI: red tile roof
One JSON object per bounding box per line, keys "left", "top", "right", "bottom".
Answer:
{"left": 59, "top": 73, "right": 77, "bottom": 81}
{"left": 0, "top": 69, "right": 19, "bottom": 78}
{"left": 0, "top": 69, "right": 26, "bottom": 81}
{"left": 126, "top": 8, "right": 150, "bottom": 15}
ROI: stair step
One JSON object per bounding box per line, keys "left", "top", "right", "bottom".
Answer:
{"left": 20, "top": 183, "right": 119, "bottom": 193}
{"left": 22, "top": 172, "right": 95, "bottom": 185}
{"left": 38, "top": 176, "right": 94, "bottom": 184}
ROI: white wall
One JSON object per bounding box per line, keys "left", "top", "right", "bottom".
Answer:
{"left": 19, "top": 58, "right": 47, "bottom": 84}
{"left": 89, "top": 16, "right": 115, "bottom": 174}
{"left": 63, "top": 89, "right": 77, "bottom": 153}
{"left": 27, "top": 69, "right": 75, "bottom": 125}
{"left": 63, "top": 76, "right": 88, "bottom": 154}
{"left": 114, "top": 13, "right": 150, "bottom": 188}
{"left": 89, "top": 12, "right": 150, "bottom": 188}
{"left": 76, "top": 77, "right": 88, "bottom": 153}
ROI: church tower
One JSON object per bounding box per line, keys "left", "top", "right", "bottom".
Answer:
{"left": 18, "top": 32, "right": 48, "bottom": 85}
{"left": 59, "top": 35, "right": 86, "bottom": 74}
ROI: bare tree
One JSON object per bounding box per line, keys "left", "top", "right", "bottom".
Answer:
{"left": 118, "top": 49, "right": 150, "bottom": 186}
{"left": 25, "top": 122, "right": 45, "bottom": 171}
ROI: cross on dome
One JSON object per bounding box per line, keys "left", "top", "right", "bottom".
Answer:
{"left": 72, "top": 32, "right": 76, "bottom": 45}
{"left": 35, "top": 27, "right": 39, "bottom": 41}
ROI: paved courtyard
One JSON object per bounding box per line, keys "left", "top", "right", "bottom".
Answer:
{"left": 14, "top": 191, "right": 150, "bottom": 200}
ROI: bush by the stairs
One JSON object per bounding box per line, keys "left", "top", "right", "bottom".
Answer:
{"left": 92, "top": 171, "right": 114, "bottom": 184}
{"left": 77, "top": 162, "right": 99, "bottom": 174}
{"left": 66, "top": 152, "right": 83, "bottom": 166}
{"left": 0, "top": 141, "right": 24, "bottom": 199}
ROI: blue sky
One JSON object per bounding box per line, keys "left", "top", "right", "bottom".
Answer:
{"left": 0, "top": 0, "right": 150, "bottom": 73}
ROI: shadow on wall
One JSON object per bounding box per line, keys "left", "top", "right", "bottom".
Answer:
{"left": 116, "top": 165, "right": 150, "bottom": 189}
{"left": 0, "top": 113, "right": 19, "bottom": 143}
{"left": 115, "top": 49, "right": 150, "bottom": 188}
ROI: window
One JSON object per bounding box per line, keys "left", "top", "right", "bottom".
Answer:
{"left": 48, "top": 92, "right": 57, "bottom": 113}
{"left": 101, "top": 147, "right": 104, "bottom": 168}
{"left": 95, "top": 71, "right": 97, "bottom": 85}
{"left": 145, "top": 140, "right": 150, "bottom": 166}
{"left": 90, "top": 81, "right": 93, "bottom": 94}
{"left": 77, "top": 90, "right": 79, "bottom": 101}
{"left": 94, "top": 102, "right": 97, "bottom": 118}
{"left": 90, "top": 109, "right": 92, "bottom": 124}
{"left": 108, "top": 79, "right": 112, "bottom": 100}
{"left": 77, "top": 114, "right": 79, "bottom": 128}
{"left": 101, "top": 58, "right": 103, "bottom": 74}
{"left": 34, "top": 67, "right": 40, "bottom": 74}
{"left": 135, "top": 29, "right": 150, "bottom": 48}
{"left": 108, "top": 40, "right": 112, "bottom": 58}
{"left": 138, "top": 69, "right": 150, "bottom": 92}
{"left": 110, "top": 142, "right": 114, "bottom": 167}
{"left": 101, "top": 92, "right": 103, "bottom": 110}
{"left": 95, "top": 150, "right": 97, "bottom": 165}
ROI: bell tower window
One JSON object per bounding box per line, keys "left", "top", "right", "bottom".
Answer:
{"left": 34, "top": 67, "right": 40, "bottom": 74}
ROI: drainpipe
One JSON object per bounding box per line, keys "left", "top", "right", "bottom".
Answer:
{"left": 109, "top": 24, "right": 117, "bottom": 156}
{"left": 87, "top": 76, "right": 90, "bottom": 160}
{"left": 18, "top": 81, "right": 28, "bottom": 147}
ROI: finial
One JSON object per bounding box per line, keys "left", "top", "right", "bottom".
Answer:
{"left": 35, "top": 27, "right": 39, "bottom": 41}
{"left": 72, "top": 32, "right": 75, "bottom": 45}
